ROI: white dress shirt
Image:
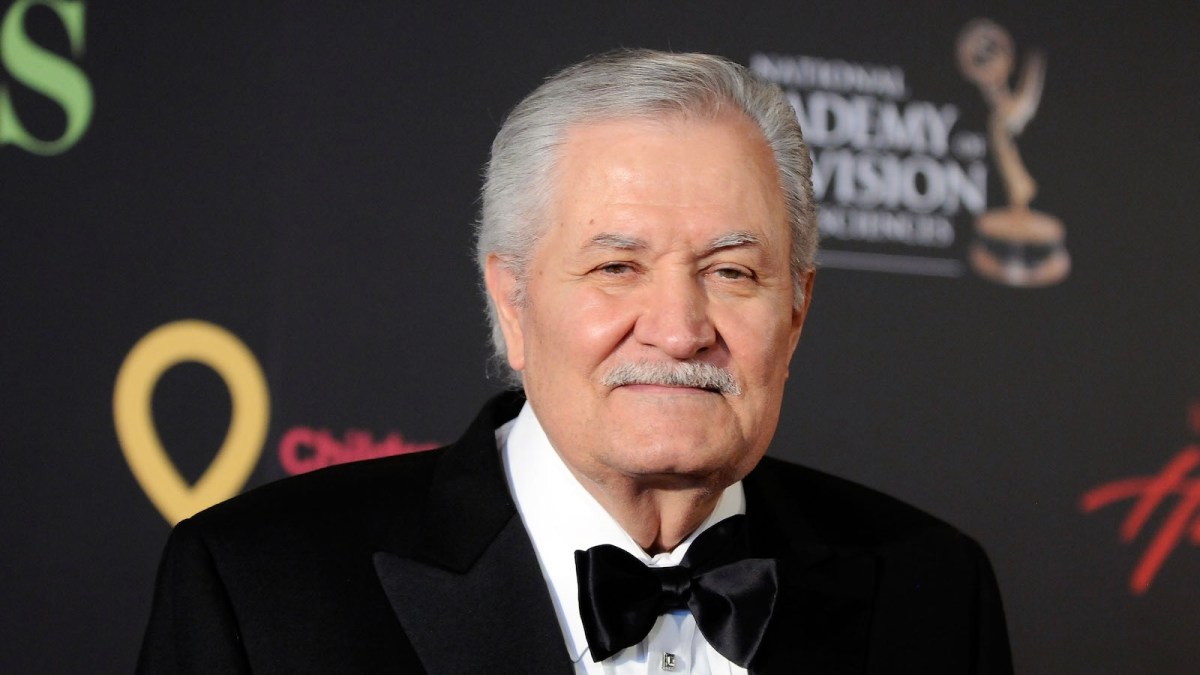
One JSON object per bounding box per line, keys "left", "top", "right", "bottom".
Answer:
{"left": 499, "top": 402, "right": 749, "bottom": 675}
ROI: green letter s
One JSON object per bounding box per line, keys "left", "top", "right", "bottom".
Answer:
{"left": 0, "top": 0, "right": 93, "bottom": 155}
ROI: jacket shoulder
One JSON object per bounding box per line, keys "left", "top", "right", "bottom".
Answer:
{"left": 750, "top": 455, "right": 978, "bottom": 553}
{"left": 183, "top": 448, "right": 445, "bottom": 549}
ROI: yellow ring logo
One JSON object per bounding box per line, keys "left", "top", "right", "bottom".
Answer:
{"left": 114, "top": 320, "right": 269, "bottom": 524}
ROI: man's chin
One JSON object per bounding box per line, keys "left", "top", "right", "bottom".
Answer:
{"left": 607, "top": 443, "right": 746, "bottom": 485}
{"left": 614, "top": 469, "right": 723, "bottom": 492}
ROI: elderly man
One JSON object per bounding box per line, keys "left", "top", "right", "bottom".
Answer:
{"left": 139, "top": 50, "right": 1011, "bottom": 674}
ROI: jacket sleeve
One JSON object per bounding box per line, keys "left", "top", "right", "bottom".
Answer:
{"left": 137, "top": 518, "right": 253, "bottom": 674}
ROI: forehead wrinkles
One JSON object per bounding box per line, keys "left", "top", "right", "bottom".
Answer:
{"left": 569, "top": 150, "right": 772, "bottom": 212}
{"left": 543, "top": 115, "right": 789, "bottom": 256}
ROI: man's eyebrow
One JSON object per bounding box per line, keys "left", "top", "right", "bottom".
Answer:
{"left": 704, "top": 231, "right": 761, "bottom": 254}
{"left": 585, "top": 232, "right": 648, "bottom": 251}
{"left": 582, "top": 231, "right": 761, "bottom": 254}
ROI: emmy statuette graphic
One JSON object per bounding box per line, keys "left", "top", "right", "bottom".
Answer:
{"left": 957, "top": 20, "right": 1069, "bottom": 287}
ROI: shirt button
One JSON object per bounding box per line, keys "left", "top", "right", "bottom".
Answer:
{"left": 659, "top": 652, "right": 683, "bottom": 672}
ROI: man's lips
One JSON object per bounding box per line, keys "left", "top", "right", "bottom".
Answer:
{"left": 614, "top": 383, "right": 720, "bottom": 394}
{"left": 600, "top": 360, "right": 741, "bottom": 396}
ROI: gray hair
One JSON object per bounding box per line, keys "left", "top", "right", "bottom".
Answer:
{"left": 475, "top": 49, "right": 818, "bottom": 384}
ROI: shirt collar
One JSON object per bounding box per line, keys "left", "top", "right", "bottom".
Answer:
{"left": 499, "top": 401, "right": 746, "bottom": 663}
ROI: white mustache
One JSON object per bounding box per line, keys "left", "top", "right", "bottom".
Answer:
{"left": 601, "top": 361, "right": 741, "bottom": 396}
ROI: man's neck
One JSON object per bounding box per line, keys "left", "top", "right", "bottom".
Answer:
{"left": 502, "top": 400, "right": 743, "bottom": 555}
{"left": 563, "top": 465, "right": 724, "bottom": 554}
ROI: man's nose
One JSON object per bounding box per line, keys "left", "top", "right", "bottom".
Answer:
{"left": 632, "top": 272, "right": 717, "bottom": 359}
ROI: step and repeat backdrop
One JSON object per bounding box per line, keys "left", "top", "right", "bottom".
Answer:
{"left": 3, "top": 1, "right": 1197, "bottom": 672}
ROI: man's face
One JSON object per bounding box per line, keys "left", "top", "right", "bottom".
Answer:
{"left": 487, "top": 113, "right": 812, "bottom": 491}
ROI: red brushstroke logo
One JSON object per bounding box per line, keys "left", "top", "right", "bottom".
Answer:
{"left": 1079, "top": 401, "right": 1200, "bottom": 594}
{"left": 278, "top": 427, "right": 440, "bottom": 476}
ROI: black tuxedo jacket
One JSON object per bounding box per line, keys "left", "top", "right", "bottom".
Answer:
{"left": 138, "top": 392, "right": 1012, "bottom": 674}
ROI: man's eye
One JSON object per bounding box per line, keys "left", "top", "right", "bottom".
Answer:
{"left": 712, "top": 267, "right": 752, "bottom": 280}
{"left": 598, "top": 262, "right": 634, "bottom": 275}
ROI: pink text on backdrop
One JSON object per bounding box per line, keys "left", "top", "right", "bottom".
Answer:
{"left": 1080, "top": 400, "right": 1200, "bottom": 594}
{"left": 279, "top": 427, "right": 440, "bottom": 476}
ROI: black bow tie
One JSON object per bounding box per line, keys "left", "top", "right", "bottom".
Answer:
{"left": 574, "top": 514, "right": 780, "bottom": 667}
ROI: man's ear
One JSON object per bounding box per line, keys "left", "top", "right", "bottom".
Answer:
{"left": 484, "top": 254, "right": 526, "bottom": 372}
{"left": 787, "top": 268, "right": 816, "bottom": 359}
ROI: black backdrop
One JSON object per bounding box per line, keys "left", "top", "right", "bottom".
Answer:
{"left": 3, "top": 1, "right": 1198, "bottom": 672}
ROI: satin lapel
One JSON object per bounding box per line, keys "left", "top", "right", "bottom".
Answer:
{"left": 743, "top": 460, "right": 879, "bottom": 675}
{"left": 372, "top": 393, "right": 573, "bottom": 675}
{"left": 374, "top": 516, "right": 570, "bottom": 674}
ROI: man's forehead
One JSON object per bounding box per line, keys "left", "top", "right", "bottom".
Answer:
{"left": 555, "top": 111, "right": 771, "bottom": 163}
{"left": 547, "top": 117, "right": 786, "bottom": 234}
